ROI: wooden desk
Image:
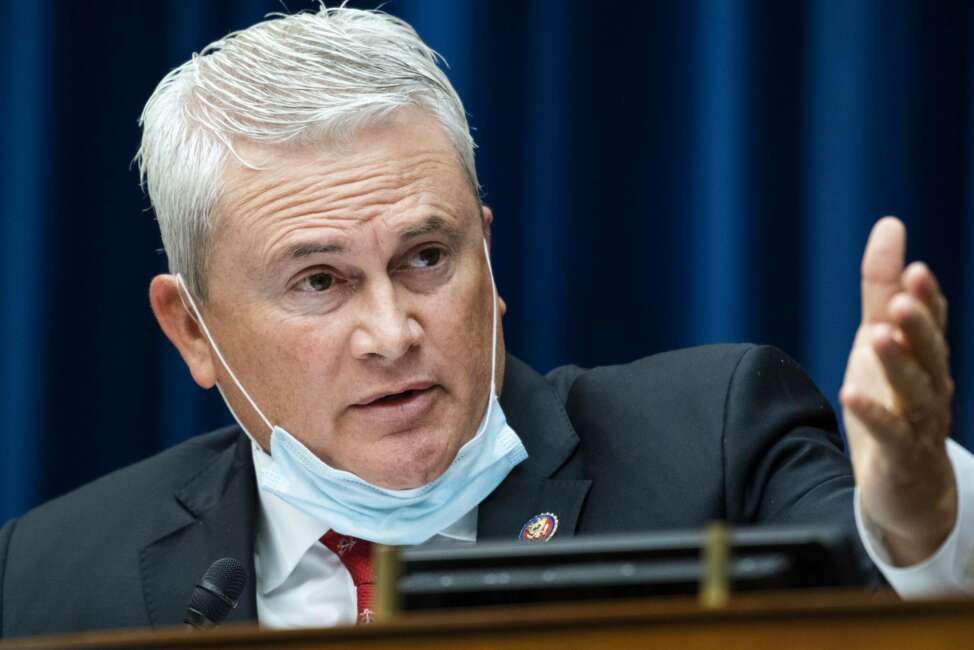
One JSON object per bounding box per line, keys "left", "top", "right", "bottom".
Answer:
{"left": 4, "top": 590, "right": 973, "bottom": 649}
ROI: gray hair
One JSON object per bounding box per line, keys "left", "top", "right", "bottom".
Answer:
{"left": 136, "top": 5, "right": 478, "bottom": 300}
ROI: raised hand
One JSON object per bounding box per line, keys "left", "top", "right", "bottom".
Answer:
{"left": 840, "top": 217, "right": 957, "bottom": 566}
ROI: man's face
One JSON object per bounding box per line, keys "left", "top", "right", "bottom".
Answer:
{"left": 199, "top": 108, "right": 503, "bottom": 489}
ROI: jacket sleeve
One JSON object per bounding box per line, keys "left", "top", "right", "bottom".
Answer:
{"left": 721, "top": 345, "right": 882, "bottom": 586}
{"left": 721, "top": 345, "right": 851, "bottom": 524}
{"left": 0, "top": 518, "right": 16, "bottom": 638}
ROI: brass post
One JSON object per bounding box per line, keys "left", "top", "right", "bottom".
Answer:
{"left": 372, "top": 544, "right": 402, "bottom": 623}
{"left": 700, "top": 521, "right": 730, "bottom": 608}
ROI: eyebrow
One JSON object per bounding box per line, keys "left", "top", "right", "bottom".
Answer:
{"left": 275, "top": 215, "right": 464, "bottom": 265}
{"left": 398, "top": 215, "right": 463, "bottom": 245}
{"left": 288, "top": 242, "right": 345, "bottom": 259}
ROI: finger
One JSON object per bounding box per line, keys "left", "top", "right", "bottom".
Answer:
{"left": 888, "top": 293, "right": 951, "bottom": 392}
{"left": 903, "top": 261, "right": 948, "bottom": 331}
{"left": 871, "top": 324, "right": 936, "bottom": 420}
{"left": 840, "top": 387, "right": 912, "bottom": 448}
{"left": 861, "top": 217, "right": 906, "bottom": 324}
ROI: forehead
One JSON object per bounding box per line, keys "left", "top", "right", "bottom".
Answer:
{"left": 213, "top": 109, "right": 478, "bottom": 259}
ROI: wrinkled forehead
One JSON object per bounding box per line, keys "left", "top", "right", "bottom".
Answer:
{"left": 207, "top": 109, "right": 482, "bottom": 270}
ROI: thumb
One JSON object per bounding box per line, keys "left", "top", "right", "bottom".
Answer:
{"left": 861, "top": 216, "right": 906, "bottom": 323}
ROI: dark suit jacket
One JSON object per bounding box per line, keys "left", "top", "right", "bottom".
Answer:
{"left": 0, "top": 345, "right": 870, "bottom": 638}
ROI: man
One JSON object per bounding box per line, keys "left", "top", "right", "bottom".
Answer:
{"left": 1, "top": 5, "right": 971, "bottom": 637}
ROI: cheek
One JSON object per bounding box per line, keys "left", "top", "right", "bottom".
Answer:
{"left": 422, "top": 268, "right": 494, "bottom": 380}
{"left": 258, "top": 320, "right": 347, "bottom": 426}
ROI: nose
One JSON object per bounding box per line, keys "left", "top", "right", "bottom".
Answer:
{"left": 349, "top": 280, "right": 423, "bottom": 362}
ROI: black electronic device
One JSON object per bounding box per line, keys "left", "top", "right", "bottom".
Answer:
{"left": 184, "top": 557, "right": 249, "bottom": 629}
{"left": 398, "top": 524, "right": 860, "bottom": 612}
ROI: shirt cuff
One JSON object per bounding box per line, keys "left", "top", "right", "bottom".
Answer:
{"left": 854, "top": 438, "right": 974, "bottom": 597}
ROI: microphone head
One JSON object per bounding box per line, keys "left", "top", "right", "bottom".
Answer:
{"left": 185, "top": 557, "right": 248, "bottom": 628}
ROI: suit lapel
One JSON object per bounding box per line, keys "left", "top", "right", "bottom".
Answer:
{"left": 139, "top": 434, "right": 258, "bottom": 626}
{"left": 478, "top": 476, "right": 591, "bottom": 541}
{"left": 480, "top": 356, "right": 592, "bottom": 541}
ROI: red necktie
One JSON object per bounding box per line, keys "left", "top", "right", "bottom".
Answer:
{"left": 320, "top": 530, "right": 374, "bottom": 624}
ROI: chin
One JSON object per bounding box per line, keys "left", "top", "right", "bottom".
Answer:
{"left": 369, "top": 429, "right": 459, "bottom": 490}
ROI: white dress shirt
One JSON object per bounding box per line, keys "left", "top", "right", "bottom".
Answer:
{"left": 253, "top": 438, "right": 974, "bottom": 629}
{"left": 252, "top": 443, "right": 477, "bottom": 629}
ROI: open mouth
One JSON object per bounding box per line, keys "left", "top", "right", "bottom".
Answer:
{"left": 349, "top": 384, "right": 439, "bottom": 425}
{"left": 354, "top": 383, "right": 437, "bottom": 409}
{"left": 370, "top": 388, "right": 426, "bottom": 406}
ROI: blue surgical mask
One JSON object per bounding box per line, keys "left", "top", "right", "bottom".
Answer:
{"left": 177, "top": 239, "right": 527, "bottom": 545}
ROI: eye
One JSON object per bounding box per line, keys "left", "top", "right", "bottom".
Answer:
{"left": 409, "top": 246, "right": 445, "bottom": 269}
{"left": 296, "top": 271, "right": 334, "bottom": 292}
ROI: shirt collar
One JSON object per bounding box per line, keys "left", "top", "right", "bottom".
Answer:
{"left": 252, "top": 442, "right": 479, "bottom": 595}
{"left": 253, "top": 443, "right": 329, "bottom": 595}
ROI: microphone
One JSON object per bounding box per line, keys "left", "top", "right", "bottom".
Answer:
{"left": 184, "top": 557, "right": 249, "bottom": 629}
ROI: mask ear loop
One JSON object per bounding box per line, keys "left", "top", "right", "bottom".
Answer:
{"left": 481, "top": 239, "right": 499, "bottom": 398}
{"left": 174, "top": 274, "right": 275, "bottom": 437}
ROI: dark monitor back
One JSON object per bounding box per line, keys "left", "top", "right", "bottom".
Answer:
{"left": 399, "top": 524, "right": 862, "bottom": 612}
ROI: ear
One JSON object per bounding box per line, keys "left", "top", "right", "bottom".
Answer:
{"left": 480, "top": 206, "right": 507, "bottom": 316}
{"left": 149, "top": 274, "right": 217, "bottom": 389}
{"left": 481, "top": 205, "right": 494, "bottom": 247}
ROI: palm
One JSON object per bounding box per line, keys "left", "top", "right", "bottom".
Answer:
{"left": 840, "top": 217, "right": 956, "bottom": 565}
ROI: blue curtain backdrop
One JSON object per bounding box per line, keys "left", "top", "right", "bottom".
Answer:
{"left": 2, "top": 0, "right": 973, "bottom": 523}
